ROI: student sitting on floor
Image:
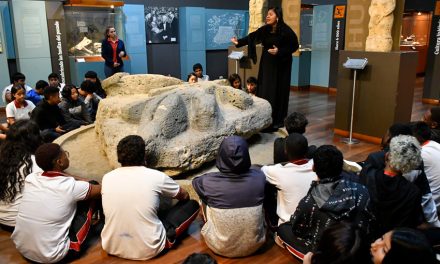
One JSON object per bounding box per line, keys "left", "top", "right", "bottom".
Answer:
{"left": 47, "top": 72, "right": 65, "bottom": 91}
{"left": 423, "top": 106, "right": 440, "bottom": 144}
{"left": 262, "top": 133, "right": 316, "bottom": 228}
{"left": 0, "top": 120, "right": 42, "bottom": 232}
{"left": 2, "top": 72, "right": 33, "bottom": 104}
{"left": 187, "top": 72, "right": 198, "bottom": 84}
{"left": 273, "top": 112, "right": 316, "bottom": 163}
{"left": 192, "top": 136, "right": 266, "bottom": 257}
{"left": 277, "top": 145, "right": 373, "bottom": 260}
{"left": 31, "top": 86, "right": 67, "bottom": 142}
{"left": 6, "top": 85, "right": 35, "bottom": 126}
{"left": 228, "top": 73, "right": 242, "bottom": 90}
{"left": 364, "top": 123, "right": 440, "bottom": 227}
{"left": 302, "top": 222, "right": 371, "bottom": 264}
{"left": 246, "top": 76, "right": 257, "bottom": 95}
{"left": 84, "top": 71, "right": 106, "bottom": 99}
{"left": 79, "top": 80, "right": 102, "bottom": 122}
{"left": 101, "top": 135, "right": 199, "bottom": 260}
{"left": 26, "top": 80, "right": 47, "bottom": 106}
{"left": 360, "top": 135, "right": 424, "bottom": 235}
{"left": 12, "top": 143, "right": 101, "bottom": 263}
{"left": 59, "top": 85, "right": 92, "bottom": 127}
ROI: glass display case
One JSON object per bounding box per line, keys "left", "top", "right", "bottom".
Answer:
{"left": 64, "top": 6, "right": 124, "bottom": 57}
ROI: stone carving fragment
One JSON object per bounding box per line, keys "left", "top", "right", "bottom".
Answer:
{"left": 365, "top": 0, "right": 396, "bottom": 52}
{"left": 96, "top": 74, "right": 272, "bottom": 176}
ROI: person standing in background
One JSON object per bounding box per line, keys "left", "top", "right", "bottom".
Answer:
{"left": 101, "top": 26, "right": 127, "bottom": 78}
{"left": 231, "top": 7, "right": 298, "bottom": 131}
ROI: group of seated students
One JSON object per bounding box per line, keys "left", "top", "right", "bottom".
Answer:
{"left": 185, "top": 63, "right": 257, "bottom": 95}
{"left": 1, "top": 71, "right": 106, "bottom": 142}
{"left": 2, "top": 72, "right": 440, "bottom": 264}
{"left": 1, "top": 108, "right": 440, "bottom": 263}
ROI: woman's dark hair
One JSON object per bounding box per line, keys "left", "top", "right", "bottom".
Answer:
{"left": 80, "top": 80, "right": 96, "bottom": 94}
{"left": 312, "top": 222, "right": 370, "bottom": 264}
{"left": 61, "top": 84, "right": 78, "bottom": 102}
{"left": 117, "top": 135, "right": 146, "bottom": 166}
{"left": 183, "top": 253, "right": 217, "bottom": 264}
{"left": 383, "top": 228, "right": 436, "bottom": 264}
{"left": 228, "top": 73, "right": 242, "bottom": 88}
{"left": 105, "top": 26, "right": 114, "bottom": 38}
{"left": 187, "top": 72, "right": 197, "bottom": 82}
{"left": 267, "top": 6, "right": 285, "bottom": 33}
{"left": 10, "top": 84, "right": 26, "bottom": 101}
{"left": 313, "top": 145, "right": 343, "bottom": 180}
{"left": 0, "top": 120, "right": 42, "bottom": 203}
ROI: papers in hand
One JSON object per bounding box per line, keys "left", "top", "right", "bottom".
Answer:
{"left": 228, "top": 51, "right": 244, "bottom": 60}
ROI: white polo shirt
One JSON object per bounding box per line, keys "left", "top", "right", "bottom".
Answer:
{"left": 101, "top": 166, "right": 180, "bottom": 260}
{"left": 6, "top": 100, "right": 35, "bottom": 121}
{"left": 422, "top": 140, "right": 440, "bottom": 211}
{"left": 262, "top": 160, "right": 317, "bottom": 225}
{"left": 12, "top": 171, "right": 90, "bottom": 263}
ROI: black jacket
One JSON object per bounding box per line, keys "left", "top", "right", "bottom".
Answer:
{"left": 31, "top": 100, "right": 65, "bottom": 131}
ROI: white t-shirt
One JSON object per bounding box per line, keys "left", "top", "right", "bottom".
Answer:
{"left": 11, "top": 172, "right": 90, "bottom": 263}
{"left": 101, "top": 166, "right": 180, "bottom": 260}
{"left": 262, "top": 160, "right": 317, "bottom": 225}
{"left": 2, "top": 84, "right": 33, "bottom": 104}
{"left": 6, "top": 100, "right": 35, "bottom": 121}
{"left": 422, "top": 140, "right": 440, "bottom": 211}
{"left": 0, "top": 156, "right": 42, "bottom": 227}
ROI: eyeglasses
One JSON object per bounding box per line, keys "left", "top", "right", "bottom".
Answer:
{"left": 64, "top": 150, "right": 70, "bottom": 158}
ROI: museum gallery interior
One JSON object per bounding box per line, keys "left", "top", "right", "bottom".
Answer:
{"left": 1, "top": 0, "right": 440, "bottom": 263}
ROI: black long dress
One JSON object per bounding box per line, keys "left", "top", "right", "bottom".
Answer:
{"left": 236, "top": 23, "right": 299, "bottom": 128}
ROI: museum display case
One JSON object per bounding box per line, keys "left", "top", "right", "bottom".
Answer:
{"left": 64, "top": 5, "right": 124, "bottom": 58}
{"left": 400, "top": 11, "right": 432, "bottom": 74}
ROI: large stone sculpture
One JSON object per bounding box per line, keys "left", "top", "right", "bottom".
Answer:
{"left": 365, "top": 0, "right": 396, "bottom": 52}
{"left": 248, "top": 0, "right": 268, "bottom": 33}
{"left": 96, "top": 73, "right": 272, "bottom": 176}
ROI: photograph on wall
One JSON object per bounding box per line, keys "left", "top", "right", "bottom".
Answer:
{"left": 206, "top": 9, "right": 248, "bottom": 50}
{"left": 145, "top": 6, "right": 179, "bottom": 44}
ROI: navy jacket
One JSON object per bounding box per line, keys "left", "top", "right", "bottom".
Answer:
{"left": 101, "top": 38, "right": 126, "bottom": 67}
{"left": 192, "top": 136, "right": 266, "bottom": 209}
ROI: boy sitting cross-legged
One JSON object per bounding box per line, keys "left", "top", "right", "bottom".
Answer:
{"left": 12, "top": 143, "right": 101, "bottom": 263}
{"left": 101, "top": 135, "right": 200, "bottom": 260}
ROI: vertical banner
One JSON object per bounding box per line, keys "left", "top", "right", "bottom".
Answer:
{"left": 329, "top": 5, "right": 346, "bottom": 88}
{"left": 282, "top": 0, "right": 301, "bottom": 56}
{"left": 344, "top": 0, "right": 370, "bottom": 51}
{"left": 47, "top": 19, "right": 70, "bottom": 84}
{"left": 46, "top": 2, "right": 71, "bottom": 84}
{"left": 423, "top": 0, "right": 440, "bottom": 99}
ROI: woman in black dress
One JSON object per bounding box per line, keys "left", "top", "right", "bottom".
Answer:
{"left": 231, "top": 7, "right": 299, "bottom": 130}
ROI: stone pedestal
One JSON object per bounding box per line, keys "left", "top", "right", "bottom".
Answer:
{"left": 334, "top": 50, "right": 418, "bottom": 143}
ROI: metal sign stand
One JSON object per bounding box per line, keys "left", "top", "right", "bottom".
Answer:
{"left": 340, "top": 57, "right": 368, "bottom": 145}
{"left": 228, "top": 51, "right": 244, "bottom": 74}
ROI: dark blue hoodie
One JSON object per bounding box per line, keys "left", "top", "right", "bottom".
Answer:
{"left": 192, "top": 136, "right": 266, "bottom": 209}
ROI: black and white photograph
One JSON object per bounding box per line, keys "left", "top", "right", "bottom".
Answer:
{"left": 145, "top": 6, "right": 179, "bottom": 44}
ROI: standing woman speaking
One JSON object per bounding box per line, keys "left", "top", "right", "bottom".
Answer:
{"left": 231, "top": 7, "right": 298, "bottom": 130}
{"left": 101, "top": 26, "right": 127, "bottom": 78}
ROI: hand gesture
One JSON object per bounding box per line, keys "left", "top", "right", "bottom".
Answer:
{"left": 118, "top": 51, "right": 125, "bottom": 57}
{"left": 55, "top": 126, "right": 66, "bottom": 134}
{"left": 231, "top": 37, "right": 238, "bottom": 45}
{"left": 303, "top": 252, "right": 313, "bottom": 264}
{"left": 113, "top": 62, "right": 120, "bottom": 68}
{"left": 268, "top": 45, "right": 278, "bottom": 55}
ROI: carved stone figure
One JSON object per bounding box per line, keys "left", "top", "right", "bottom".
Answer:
{"left": 365, "top": 0, "right": 396, "bottom": 52}
{"left": 95, "top": 73, "right": 272, "bottom": 176}
{"left": 248, "top": 0, "right": 268, "bottom": 33}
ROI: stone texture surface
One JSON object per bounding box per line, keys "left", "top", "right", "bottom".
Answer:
{"left": 101, "top": 73, "right": 184, "bottom": 97}
{"left": 365, "top": 0, "right": 396, "bottom": 52}
{"left": 248, "top": 0, "right": 267, "bottom": 33}
{"left": 96, "top": 75, "right": 272, "bottom": 176}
